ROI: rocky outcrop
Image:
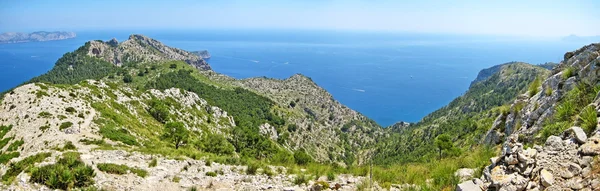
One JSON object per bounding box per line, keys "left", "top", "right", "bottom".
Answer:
{"left": 85, "top": 34, "right": 211, "bottom": 70}
{"left": 191, "top": 50, "right": 211, "bottom": 59}
{"left": 0, "top": 31, "right": 76, "bottom": 43}
{"left": 466, "top": 132, "right": 600, "bottom": 191}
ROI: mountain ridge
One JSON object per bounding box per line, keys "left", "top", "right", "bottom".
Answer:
{"left": 0, "top": 31, "right": 76, "bottom": 43}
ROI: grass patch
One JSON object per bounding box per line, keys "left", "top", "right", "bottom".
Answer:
{"left": 205, "top": 171, "right": 217, "bottom": 177}
{"left": 579, "top": 105, "right": 598, "bottom": 134}
{"left": 63, "top": 141, "right": 77, "bottom": 150}
{"left": 97, "top": 163, "right": 148, "bottom": 177}
{"left": 98, "top": 127, "right": 138, "bottom": 146}
{"left": 0, "top": 125, "right": 12, "bottom": 138}
{"left": 528, "top": 77, "right": 541, "bottom": 97}
{"left": 38, "top": 111, "right": 52, "bottom": 118}
{"left": 562, "top": 67, "right": 575, "bottom": 80}
{"left": 6, "top": 139, "right": 24, "bottom": 151}
{"left": 0, "top": 152, "right": 20, "bottom": 164}
{"left": 29, "top": 152, "right": 95, "bottom": 190}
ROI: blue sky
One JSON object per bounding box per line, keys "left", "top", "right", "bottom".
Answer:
{"left": 1, "top": 0, "right": 598, "bottom": 37}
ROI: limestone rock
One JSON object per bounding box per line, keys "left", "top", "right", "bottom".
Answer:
{"left": 566, "top": 126, "right": 587, "bottom": 144}
{"left": 456, "top": 180, "right": 482, "bottom": 191}
{"left": 454, "top": 168, "right": 475, "bottom": 182}
{"left": 579, "top": 136, "right": 600, "bottom": 155}
{"left": 540, "top": 169, "right": 554, "bottom": 187}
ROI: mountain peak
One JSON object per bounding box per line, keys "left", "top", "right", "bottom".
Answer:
{"left": 83, "top": 34, "right": 211, "bottom": 70}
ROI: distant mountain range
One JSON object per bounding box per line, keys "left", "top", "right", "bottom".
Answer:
{"left": 0, "top": 31, "right": 76, "bottom": 43}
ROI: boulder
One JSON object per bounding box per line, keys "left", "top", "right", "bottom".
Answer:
{"left": 579, "top": 136, "right": 600, "bottom": 155}
{"left": 566, "top": 126, "right": 587, "bottom": 144}
{"left": 540, "top": 169, "right": 554, "bottom": 187}
{"left": 456, "top": 180, "right": 482, "bottom": 191}
{"left": 544, "top": 136, "right": 564, "bottom": 151}
{"left": 455, "top": 168, "right": 475, "bottom": 182}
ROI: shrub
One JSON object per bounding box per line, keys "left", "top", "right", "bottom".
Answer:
{"left": 97, "top": 163, "right": 147, "bottom": 177}
{"left": 172, "top": 176, "right": 181, "bottom": 182}
{"left": 123, "top": 74, "right": 133, "bottom": 83}
{"left": 38, "top": 124, "right": 51, "bottom": 132}
{"left": 195, "top": 134, "right": 235, "bottom": 155}
{"left": 66, "top": 107, "right": 77, "bottom": 113}
{"left": 39, "top": 111, "right": 52, "bottom": 118}
{"left": 149, "top": 158, "right": 158, "bottom": 167}
{"left": 169, "top": 64, "right": 177, "bottom": 69}
{"left": 205, "top": 171, "right": 217, "bottom": 177}
{"left": 294, "top": 150, "right": 312, "bottom": 165}
{"left": 59, "top": 121, "right": 73, "bottom": 130}
{"left": 30, "top": 152, "right": 95, "bottom": 190}
{"left": 327, "top": 171, "right": 336, "bottom": 181}
{"left": 246, "top": 162, "right": 259, "bottom": 175}
{"left": 148, "top": 100, "right": 170, "bottom": 123}
{"left": 63, "top": 141, "right": 77, "bottom": 150}
{"left": 293, "top": 174, "right": 310, "bottom": 185}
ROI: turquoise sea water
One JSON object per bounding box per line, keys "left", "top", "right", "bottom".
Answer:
{"left": 0, "top": 30, "right": 593, "bottom": 126}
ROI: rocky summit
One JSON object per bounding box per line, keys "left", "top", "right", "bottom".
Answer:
{"left": 0, "top": 34, "right": 599, "bottom": 191}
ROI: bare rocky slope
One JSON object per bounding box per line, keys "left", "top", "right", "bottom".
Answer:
{"left": 457, "top": 43, "right": 600, "bottom": 190}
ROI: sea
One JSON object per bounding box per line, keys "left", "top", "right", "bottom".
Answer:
{"left": 0, "top": 29, "right": 594, "bottom": 126}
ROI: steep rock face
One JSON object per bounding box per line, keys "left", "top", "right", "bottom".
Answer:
{"left": 0, "top": 31, "right": 76, "bottom": 43}
{"left": 237, "top": 74, "right": 382, "bottom": 164}
{"left": 85, "top": 35, "right": 211, "bottom": 70}
{"left": 465, "top": 43, "right": 600, "bottom": 190}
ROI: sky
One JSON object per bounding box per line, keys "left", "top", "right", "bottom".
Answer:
{"left": 1, "top": 0, "right": 599, "bottom": 37}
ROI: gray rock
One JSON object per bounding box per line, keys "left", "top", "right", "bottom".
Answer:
{"left": 566, "top": 126, "right": 587, "bottom": 144}
{"left": 545, "top": 136, "right": 564, "bottom": 151}
{"left": 580, "top": 136, "right": 600, "bottom": 155}
{"left": 455, "top": 168, "right": 475, "bottom": 182}
{"left": 540, "top": 169, "right": 554, "bottom": 187}
{"left": 456, "top": 180, "right": 482, "bottom": 191}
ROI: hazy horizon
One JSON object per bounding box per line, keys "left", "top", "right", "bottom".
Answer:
{"left": 1, "top": 0, "right": 599, "bottom": 37}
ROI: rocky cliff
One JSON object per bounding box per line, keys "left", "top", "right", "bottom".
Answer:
{"left": 0, "top": 31, "right": 76, "bottom": 43}
{"left": 458, "top": 43, "right": 600, "bottom": 191}
{"left": 85, "top": 35, "right": 211, "bottom": 70}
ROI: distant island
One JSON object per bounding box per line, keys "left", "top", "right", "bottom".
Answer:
{"left": 0, "top": 31, "right": 76, "bottom": 44}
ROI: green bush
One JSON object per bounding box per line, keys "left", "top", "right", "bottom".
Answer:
{"left": 63, "top": 141, "right": 77, "bottom": 150}
{"left": 123, "top": 74, "right": 133, "bottom": 83}
{"left": 293, "top": 174, "right": 310, "bottom": 185}
{"left": 59, "top": 121, "right": 73, "bottom": 130}
{"left": 148, "top": 100, "right": 170, "bottom": 123}
{"left": 148, "top": 158, "right": 158, "bottom": 167}
{"left": 39, "top": 125, "right": 50, "bottom": 132}
{"left": 195, "top": 133, "right": 235, "bottom": 155}
{"left": 97, "top": 163, "right": 147, "bottom": 177}
{"left": 66, "top": 107, "right": 77, "bottom": 113}
{"left": 205, "top": 171, "right": 217, "bottom": 177}
{"left": 327, "top": 171, "right": 336, "bottom": 181}
{"left": 29, "top": 152, "right": 95, "bottom": 190}
{"left": 294, "top": 150, "right": 312, "bottom": 165}
{"left": 0, "top": 125, "right": 12, "bottom": 138}
{"left": 246, "top": 162, "right": 259, "bottom": 175}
